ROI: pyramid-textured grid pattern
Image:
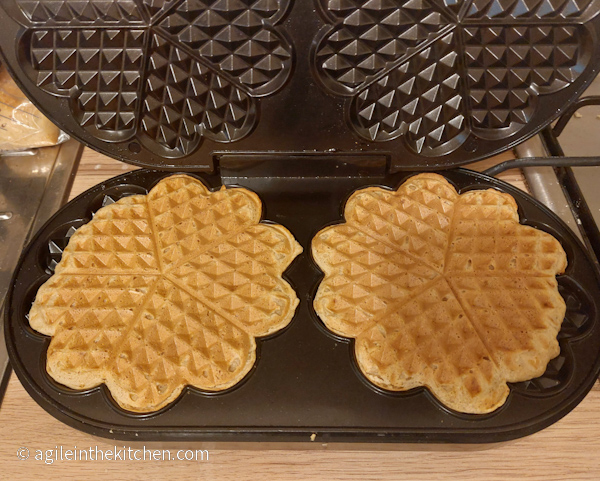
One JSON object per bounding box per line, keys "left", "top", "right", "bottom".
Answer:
{"left": 313, "top": 0, "right": 596, "bottom": 156}
{"left": 30, "top": 28, "right": 145, "bottom": 133}
{"left": 141, "top": 33, "right": 255, "bottom": 155}
{"left": 17, "top": 0, "right": 144, "bottom": 23}
{"left": 29, "top": 175, "right": 302, "bottom": 413}
{"left": 312, "top": 174, "right": 568, "bottom": 414}
{"left": 355, "top": 278, "right": 509, "bottom": 414}
{"left": 159, "top": 0, "right": 292, "bottom": 93}
{"left": 16, "top": 0, "right": 291, "bottom": 156}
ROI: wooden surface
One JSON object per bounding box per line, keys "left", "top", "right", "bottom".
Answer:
{"left": 2, "top": 147, "right": 599, "bottom": 481}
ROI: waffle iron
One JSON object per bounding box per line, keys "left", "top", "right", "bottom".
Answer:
{"left": 2, "top": 0, "right": 600, "bottom": 442}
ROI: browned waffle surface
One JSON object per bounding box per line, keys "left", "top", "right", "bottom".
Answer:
{"left": 312, "top": 173, "right": 567, "bottom": 414}
{"left": 29, "top": 174, "right": 302, "bottom": 413}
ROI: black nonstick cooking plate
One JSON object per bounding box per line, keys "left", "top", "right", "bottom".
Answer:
{"left": 6, "top": 159, "right": 600, "bottom": 442}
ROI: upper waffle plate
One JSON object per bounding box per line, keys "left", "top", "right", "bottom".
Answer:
{"left": 0, "top": 1, "right": 599, "bottom": 170}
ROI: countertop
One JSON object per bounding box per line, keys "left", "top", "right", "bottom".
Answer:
{"left": 1, "top": 148, "right": 599, "bottom": 481}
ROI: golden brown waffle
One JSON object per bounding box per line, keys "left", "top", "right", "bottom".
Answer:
{"left": 312, "top": 174, "right": 567, "bottom": 414}
{"left": 29, "top": 175, "right": 302, "bottom": 413}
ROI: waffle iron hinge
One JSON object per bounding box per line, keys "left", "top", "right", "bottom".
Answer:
{"left": 215, "top": 152, "right": 390, "bottom": 187}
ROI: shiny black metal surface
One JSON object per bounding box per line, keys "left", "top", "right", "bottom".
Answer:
{"left": 0, "top": 1, "right": 599, "bottom": 170}
{"left": 6, "top": 161, "right": 600, "bottom": 442}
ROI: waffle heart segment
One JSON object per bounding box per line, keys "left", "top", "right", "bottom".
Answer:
{"left": 312, "top": 223, "right": 440, "bottom": 338}
{"left": 29, "top": 174, "right": 302, "bottom": 412}
{"left": 312, "top": 173, "right": 567, "bottom": 414}
{"left": 354, "top": 278, "right": 510, "bottom": 414}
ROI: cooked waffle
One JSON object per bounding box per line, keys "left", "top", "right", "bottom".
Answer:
{"left": 29, "top": 175, "right": 302, "bottom": 413}
{"left": 312, "top": 173, "right": 567, "bottom": 414}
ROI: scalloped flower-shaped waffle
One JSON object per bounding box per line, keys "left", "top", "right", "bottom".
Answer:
{"left": 312, "top": 174, "right": 567, "bottom": 414}
{"left": 29, "top": 175, "right": 302, "bottom": 413}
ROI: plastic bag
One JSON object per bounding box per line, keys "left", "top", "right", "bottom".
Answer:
{"left": 0, "top": 65, "right": 69, "bottom": 152}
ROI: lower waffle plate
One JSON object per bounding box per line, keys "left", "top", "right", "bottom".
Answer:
{"left": 6, "top": 158, "right": 600, "bottom": 442}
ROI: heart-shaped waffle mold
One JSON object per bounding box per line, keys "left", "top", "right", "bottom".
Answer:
{"left": 28, "top": 174, "right": 302, "bottom": 412}
{"left": 11, "top": 0, "right": 292, "bottom": 157}
{"left": 312, "top": 173, "right": 568, "bottom": 414}
{"left": 313, "top": 0, "right": 599, "bottom": 155}
{"left": 2, "top": 1, "right": 599, "bottom": 169}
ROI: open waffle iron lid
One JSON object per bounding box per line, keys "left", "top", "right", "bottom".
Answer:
{"left": 0, "top": 0, "right": 599, "bottom": 171}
